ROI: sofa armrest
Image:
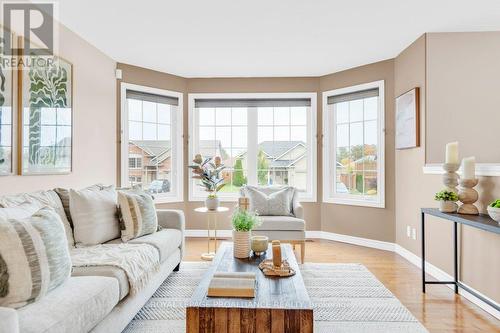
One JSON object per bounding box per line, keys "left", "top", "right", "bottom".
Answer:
{"left": 0, "top": 307, "right": 19, "bottom": 333}
{"left": 293, "top": 200, "right": 304, "bottom": 219}
{"left": 156, "top": 209, "right": 185, "bottom": 258}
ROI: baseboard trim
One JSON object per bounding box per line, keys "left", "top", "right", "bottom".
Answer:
{"left": 185, "top": 228, "right": 498, "bottom": 319}
{"left": 395, "top": 245, "right": 500, "bottom": 320}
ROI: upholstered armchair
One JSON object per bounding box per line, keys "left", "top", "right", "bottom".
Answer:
{"left": 239, "top": 185, "right": 306, "bottom": 263}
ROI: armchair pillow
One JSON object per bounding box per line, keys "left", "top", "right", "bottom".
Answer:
{"left": 70, "top": 185, "right": 120, "bottom": 246}
{"left": 243, "top": 186, "right": 295, "bottom": 216}
{"left": 117, "top": 189, "right": 158, "bottom": 242}
{"left": 0, "top": 207, "right": 71, "bottom": 308}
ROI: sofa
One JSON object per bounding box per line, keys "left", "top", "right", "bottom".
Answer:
{"left": 0, "top": 189, "right": 185, "bottom": 333}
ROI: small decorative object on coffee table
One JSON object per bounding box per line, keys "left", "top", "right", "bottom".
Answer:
{"left": 259, "top": 240, "right": 296, "bottom": 277}
{"left": 251, "top": 235, "right": 268, "bottom": 256}
{"left": 231, "top": 208, "right": 260, "bottom": 259}
{"left": 487, "top": 199, "right": 500, "bottom": 223}
{"left": 194, "top": 206, "right": 229, "bottom": 261}
{"left": 434, "top": 190, "right": 459, "bottom": 213}
{"left": 189, "top": 154, "right": 225, "bottom": 210}
{"left": 458, "top": 156, "right": 479, "bottom": 215}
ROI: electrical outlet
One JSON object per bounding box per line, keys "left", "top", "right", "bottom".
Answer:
{"left": 412, "top": 228, "right": 417, "bottom": 240}
{"left": 407, "top": 226, "right": 411, "bottom": 238}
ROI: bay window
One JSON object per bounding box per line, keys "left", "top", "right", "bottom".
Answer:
{"left": 322, "top": 81, "right": 385, "bottom": 207}
{"left": 120, "top": 83, "right": 183, "bottom": 203}
{"left": 189, "top": 93, "right": 317, "bottom": 201}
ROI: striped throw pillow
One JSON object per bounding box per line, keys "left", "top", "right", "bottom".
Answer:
{"left": 118, "top": 190, "right": 158, "bottom": 242}
{"left": 0, "top": 207, "right": 72, "bottom": 308}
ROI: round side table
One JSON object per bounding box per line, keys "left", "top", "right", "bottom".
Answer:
{"left": 194, "top": 206, "right": 229, "bottom": 261}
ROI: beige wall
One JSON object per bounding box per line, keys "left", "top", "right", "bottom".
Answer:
{"left": 0, "top": 24, "right": 117, "bottom": 195}
{"left": 319, "top": 60, "right": 396, "bottom": 242}
{"left": 395, "top": 33, "right": 500, "bottom": 303}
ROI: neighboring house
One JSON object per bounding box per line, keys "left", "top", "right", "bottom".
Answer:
{"left": 338, "top": 154, "right": 378, "bottom": 194}
{"left": 128, "top": 140, "right": 171, "bottom": 186}
{"left": 234, "top": 141, "right": 308, "bottom": 190}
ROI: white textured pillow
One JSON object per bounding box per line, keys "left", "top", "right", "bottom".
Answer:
{"left": 244, "top": 186, "right": 295, "bottom": 216}
{"left": 118, "top": 189, "right": 158, "bottom": 242}
{"left": 70, "top": 185, "right": 120, "bottom": 246}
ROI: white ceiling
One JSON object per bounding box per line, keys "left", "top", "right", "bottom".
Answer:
{"left": 57, "top": 0, "right": 500, "bottom": 78}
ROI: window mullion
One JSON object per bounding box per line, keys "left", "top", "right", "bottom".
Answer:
{"left": 247, "top": 106, "right": 258, "bottom": 185}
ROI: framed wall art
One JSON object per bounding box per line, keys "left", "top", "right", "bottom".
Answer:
{"left": 396, "top": 87, "right": 420, "bottom": 150}
{"left": 19, "top": 54, "right": 73, "bottom": 174}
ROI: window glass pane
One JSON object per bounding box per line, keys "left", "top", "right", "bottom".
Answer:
{"left": 364, "top": 120, "right": 377, "bottom": 145}
{"left": 157, "top": 124, "right": 170, "bottom": 141}
{"left": 364, "top": 97, "right": 377, "bottom": 120}
{"left": 335, "top": 102, "right": 349, "bottom": 124}
{"left": 232, "top": 108, "right": 247, "bottom": 125}
{"left": 232, "top": 127, "right": 247, "bottom": 148}
{"left": 274, "top": 126, "right": 290, "bottom": 141}
{"left": 349, "top": 99, "right": 363, "bottom": 122}
{"left": 274, "top": 107, "right": 289, "bottom": 126}
{"left": 258, "top": 107, "right": 273, "bottom": 125}
{"left": 143, "top": 101, "right": 156, "bottom": 122}
{"left": 216, "top": 126, "right": 231, "bottom": 147}
{"left": 199, "top": 108, "right": 215, "bottom": 125}
{"left": 215, "top": 108, "right": 231, "bottom": 126}
{"left": 129, "top": 121, "right": 142, "bottom": 140}
{"left": 128, "top": 99, "right": 142, "bottom": 121}
{"left": 199, "top": 127, "right": 215, "bottom": 141}
{"left": 349, "top": 122, "right": 363, "bottom": 146}
{"left": 290, "top": 107, "right": 307, "bottom": 125}
{"left": 336, "top": 124, "right": 349, "bottom": 148}
{"left": 290, "top": 126, "right": 307, "bottom": 142}
{"left": 157, "top": 104, "right": 171, "bottom": 124}
{"left": 143, "top": 123, "right": 157, "bottom": 140}
{"left": 258, "top": 126, "right": 273, "bottom": 144}
{"left": 364, "top": 170, "right": 378, "bottom": 196}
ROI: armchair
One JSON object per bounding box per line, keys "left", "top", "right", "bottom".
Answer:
{"left": 239, "top": 186, "right": 306, "bottom": 263}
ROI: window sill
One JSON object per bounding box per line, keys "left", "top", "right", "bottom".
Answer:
{"left": 323, "top": 197, "right": 385, "bottom": 208}
{"left": 189, "top": 194, "right": 317, "bottom": 203}
{"left": 153, "top": 197, "right": 184, "bottom": 204}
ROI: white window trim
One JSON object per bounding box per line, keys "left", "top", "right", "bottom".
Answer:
{"left": 322, "top": 80, "right": 385, "bottom": 208}
{"left": 120, "top": 82, "right": 184, "bottom": 204}
{"left": 188, "top": 92, "right": 317, "bottom": 202}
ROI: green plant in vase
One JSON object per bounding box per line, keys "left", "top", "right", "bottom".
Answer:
{"left": 434, "top": 190, "right": 458, "bottom": 213}
{"left": 189, "top": 154, "right": 225, "bottom": 210}
{"left": 231, "top": 209, "right": 261, "bottom": 258}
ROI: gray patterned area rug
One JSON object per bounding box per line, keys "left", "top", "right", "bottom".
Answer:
{"left": 123, "top": 262, "right": 428, "bottom": 333}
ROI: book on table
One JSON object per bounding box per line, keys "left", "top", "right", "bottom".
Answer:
{"left": 207, "top": 271, "right": 256, "bottom": 298}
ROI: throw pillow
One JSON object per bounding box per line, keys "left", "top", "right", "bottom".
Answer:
{"left": 118, "top": 189, "right": 158, "bottom": 242}
{"left": 0, "top": 202, "right": 41, "bottom": 220}
{"left": 244, "top": 186, "right": 295, "bottom": 216}
{"left": 70, "top": 185, "right": 120, "bottom": 246}
{"left": 0, "top": 207, "right": 72, "bottom": 308}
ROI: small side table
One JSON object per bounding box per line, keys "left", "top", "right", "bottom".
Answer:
{"left": 194, "top": 207, "right": 229, "bottom": 261}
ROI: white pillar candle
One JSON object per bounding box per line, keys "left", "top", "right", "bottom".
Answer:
{"left": 461, "top": 156, "right": 476, "bottom": 180}
{"left": 445, "top": 142, "right": 459, "bottom": 164}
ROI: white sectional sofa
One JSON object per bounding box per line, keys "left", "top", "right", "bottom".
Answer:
{"left": 0, "top": 189, "right": 185, "bottom": 333}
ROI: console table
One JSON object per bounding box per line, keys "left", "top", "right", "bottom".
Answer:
{"left": 420, "top": 208, "right": 500, "bottom": 311}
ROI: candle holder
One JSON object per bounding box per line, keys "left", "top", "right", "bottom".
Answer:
{"left": 442, "top": 163, "right": 460, "bottom": 193}
{"left": 457, "top": 179, "right": 479, "bottom": 215}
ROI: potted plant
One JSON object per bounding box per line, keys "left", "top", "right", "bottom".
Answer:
{"left": 189, "top": 154, "right": 225, "bottom": 210}
{"left": 231, "top": 209, "right": 261, "bottom": 258}
{"left": 434, "top": 190, "right": 459, "bottom": 213}
{"left": 487, "top": 199, "right": 500, "bottom": 223}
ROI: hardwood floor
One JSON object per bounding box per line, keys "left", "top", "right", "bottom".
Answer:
{"left": 184, "top": 238, "right": 500, "bottom": 333}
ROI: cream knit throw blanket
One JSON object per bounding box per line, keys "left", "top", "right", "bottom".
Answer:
{"left": 71, "top": 243, "right": 160, "bottom": 295}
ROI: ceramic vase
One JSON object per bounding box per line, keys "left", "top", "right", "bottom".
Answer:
{"left": 233, "top": 230, "right": 251, "bottom": 258}
{"left": 205, "top": 196, "right": 219, "bottom": 210}
{"left": 439, "top": 201, "right": 458, "bottom": 213}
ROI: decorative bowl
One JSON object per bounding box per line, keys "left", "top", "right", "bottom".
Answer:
{"left": 251, "top": 235, "right": 268, "bottom": 256}
{"left": 487, "top": 206, "right": 500, "bottom": 223}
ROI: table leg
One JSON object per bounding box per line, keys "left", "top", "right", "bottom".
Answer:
{"left": 421, "top": 212, "right": 426, "bottom": 293}
{"left": 453, "top": 221, "right": 459, "bottom": 294}
{"left": 214, "top": 214, "right": 218, "bottom": 253}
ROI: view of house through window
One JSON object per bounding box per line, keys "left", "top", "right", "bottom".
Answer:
{"left": 125, "top": 89, "right": 179, "bottom": 196}
{"left": 191, "top": 95, "right": 316, "bottom": 200}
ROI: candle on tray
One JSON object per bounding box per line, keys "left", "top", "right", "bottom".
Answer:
{"left": 445, "top": 142, "right": 459, "bottom": 164}
{"left": 461, "top": 156, "right": 476, "bottom": 180}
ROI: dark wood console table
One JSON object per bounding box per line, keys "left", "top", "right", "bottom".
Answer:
{"left": 420, "top": 208, "right": 499, "bottom": 312}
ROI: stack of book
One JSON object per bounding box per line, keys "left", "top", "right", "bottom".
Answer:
{"left": 207, "top": 271, "right": 256, "bottom": 298}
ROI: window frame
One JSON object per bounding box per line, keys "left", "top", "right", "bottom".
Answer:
{"left": 188, "top": 92, "right": 317, "bottom": 202}
{"left": 322, "top": 80, "right": 385, "bottom": 208}
{"left": 120, "top": 82, "right": 183, "bottom": 203}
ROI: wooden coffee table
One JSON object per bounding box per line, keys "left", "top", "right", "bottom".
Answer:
{"left": 186, "top": 242, "right": 313, "bottom": 333}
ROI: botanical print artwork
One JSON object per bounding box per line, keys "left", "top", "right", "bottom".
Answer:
{"left": 22, "top": 56, "right": 72, "bottom": 174}
{"left": 396, "top": 88, "right": 419, "bottom": 149}
{"left": 0, "top": 34, "right": 13, "bottom": 175}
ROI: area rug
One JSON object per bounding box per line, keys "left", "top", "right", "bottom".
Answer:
{"left": 123, "top": 262, "right": 428, "bottom": 333}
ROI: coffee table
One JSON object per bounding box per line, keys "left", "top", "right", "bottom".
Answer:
{"left": 186, "top": 242, "right": 313, "bottom": 333}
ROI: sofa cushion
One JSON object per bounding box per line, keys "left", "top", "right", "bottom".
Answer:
{"left": 243, "top": 186, "right": 295, "bottom": 216}
{"left": 0, "top": 202, "right": 41, "bottom": 220}
{"left": 71, "top": 265, "right": 129, "bottom": 300}
{"left": 106, "top": 229, "right": 182, "bottom": 263}
{"left": 117, "top": 189, "right": 158, "bottom": 242}
{"left": 253, "top": 216, "right": 305, "bottom": 231}
{"left": 17, "top": 276, "right": 119, "bottom": 333}
{"left": 0, "top": 191, "right": 75, "bottom": 247}
{"left": 70, "top": 185, "right": 120, "bottom": 246}
{"left": 0, "top": 208, "right": 72, "bottom": 308}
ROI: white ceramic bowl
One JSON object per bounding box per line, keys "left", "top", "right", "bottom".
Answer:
{"left": 487, "top": 206, "right": 500, "bottom": 223}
